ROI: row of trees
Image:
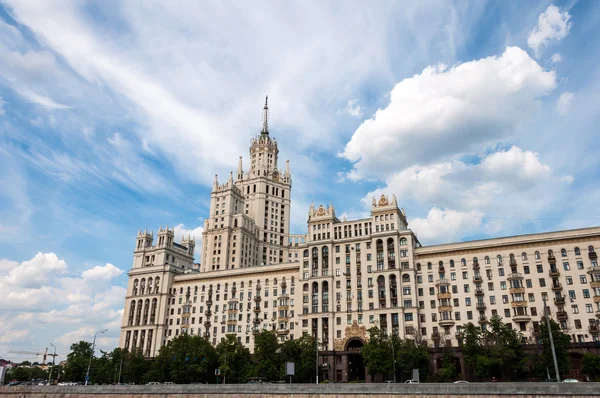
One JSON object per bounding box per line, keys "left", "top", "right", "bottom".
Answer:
{"left": 44, "top": 332, "right": 320, "bottom": 384}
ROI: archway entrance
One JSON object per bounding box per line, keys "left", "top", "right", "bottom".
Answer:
{"left": 346, "top": 338, "right": 365, "bottom": 382}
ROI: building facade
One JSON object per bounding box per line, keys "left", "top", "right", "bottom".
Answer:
{"left": 120, "top": 100, "right": 600, "bottom": 382}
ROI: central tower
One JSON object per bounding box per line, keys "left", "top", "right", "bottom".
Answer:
{"left": 202, "top": 97, "right": 292, "bottom": 270}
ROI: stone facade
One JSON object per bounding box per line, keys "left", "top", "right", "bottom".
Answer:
{"left": 119, "top": 100, "right": 600, "bottom": 382}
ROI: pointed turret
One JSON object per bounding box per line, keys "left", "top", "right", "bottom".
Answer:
{"left": 237, "top": 156, "right": 243, "bottom": 180}
{"left": 261, "top": 95, "right": 269, "bottom": 135}
{"left": 213, "top": 174, "right": 218, "bottom": 190}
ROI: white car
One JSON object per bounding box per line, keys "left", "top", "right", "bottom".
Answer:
{"left": 146, "top": 382, "right": 161, "bottom": 385}
{"left": 405, "top": 380, "right": 419, "bottom": 384}
{"left": 562, "top": 379, "right": 579, "bottom": 383}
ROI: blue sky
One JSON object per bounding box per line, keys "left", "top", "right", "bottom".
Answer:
{"left": 1, "top": 0, "right": 599, "bottom": 362}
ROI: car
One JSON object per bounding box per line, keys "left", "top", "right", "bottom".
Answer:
{"left": 405, "top": 380, "right": 419, "bottom": 384}
{"left": 146, "top": 382, "right": 161, "bottom": 385}
{"left": 453, "top": 380, "right": 469, "bottom": 384}
{"left": 163, "top": 382, "right": 175, "bottom": 385}
{"left": 562, "top": 379, "right": 579, "bottom": 383}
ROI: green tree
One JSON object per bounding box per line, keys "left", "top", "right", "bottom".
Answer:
{"left": 361, "top": 327, "right": 392, "bottom": 381}
{"left": 149, "top": 334, "right": 217, "bottom": 384}
{"left": 395, "top": 337, "right": 430, "bottom": 382}
{"left": 581, "top": 352, "right": 600, "bottom": 381}
{"left": 462, "top": 322, "right": 482, "bottom": 379}
{"left": 540, "top": 318, "right": 571, "bottom": 377}
{"left": 216, "top": 334, "right": 253, "bottom": 383}
{"left": 252, "top": 330, "right": 281, "bottom": 381}
{"left": 437, "top": 349, "right": 458, "bottom": 382}
{"left": 279, "top": 334, "right": 317, "bottom": 382}
{"left": 63, "top": 340, "right": 93, "bottom": 382}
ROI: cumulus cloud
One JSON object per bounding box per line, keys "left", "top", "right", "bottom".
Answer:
{"left": 337, "top": 99, "right": 363, "bottom": 118}
{"left": 364, "top": 146, "right": 572, "bottom": 243}
{"left": 340, "top": 47, "right": 556, "bottom": 181}
{"left": 0, "top": 96, "right": 5, "bottom": 115}
{"left": 81, "top": 263, "right": 124, "bottom": 280}
{"left": 173, "top": 223, "right": 204, "bottom": 240}
{"left": 527, "top": 5, "right": 571, "bottom": 56}
{"left": 0, "top": 253, "right": 125, "bottom": 361}
{"left": 556, "top": 92, "right": 574, "bottom": 115}
{"left": 410, "top": 208, "right": 484, "bottom": 243}
{"left": 550, "top": 53, "right": 562, "bottom": 63}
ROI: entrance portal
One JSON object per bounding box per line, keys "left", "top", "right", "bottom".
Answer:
{"left": 346, "top": 338, "right": 365, "bottom": 382}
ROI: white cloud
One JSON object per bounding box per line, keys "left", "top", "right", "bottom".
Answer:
{"left": 0, "top": 96, "right": 5, "bottom": 115}
{"left": 17, "top": 88, "right": 70, "bottom": 109}
{"left": 364, "top": 146, "right": 572, "bottom": 243}
{"left": 173, "top": 223, "right": 204, "bottom": 241}
{"left": 410, "top": 208, "right": 484, "bottom": 243}
{"left": 340, "top": 46, "right": 556, "bottom": 181}
{"left": 0, "top": 253, "right": 125, "bottom": 361}
{"left": 550, "top": 53, "right": 562, "bottom": 63}
{"left": 556, "top": 92, "right": 574, "bottom": 115}
{"left": 337, "top": 99, "right": 363, "bottom": 118}
{"left": 527, "top": 5, "right": 571, "bottom": 56}
{"left": 81, "top": 263, "right": 124, "bottom": 280}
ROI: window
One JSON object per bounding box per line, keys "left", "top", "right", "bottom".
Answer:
{"left": 504, "top": 309, "right": 510, "bottom": 317}
{"left": 577, "top": 261, "right": 584, "bottom": 270}
{"left": 537, "top": 265, "right": 543, "bottom": 273}
{"left": 572, "top": 305, "right": 579, "bottom": 314}
{"left": 563, "top": 262, "right": 570, "bottom": 271}
{"left": 574, "top": 247, "right": 581, "bottom": 255}
{"left": 490, "top": 296, "right": 496, "bottom": 304}
{"left": 566, "top": 276, "right": 573, "bottom": 285}
{"left": 500, "top": 282, "right": 507, "bottom": 290}
{"left": 535, "top": 251, "right": 541, "bottom": 260}
{"left": 583, "top": 289, "right": 590, "bottom": 298}
{"left": 561, "top": 249, "right": 567, "bottom": 257}
{"left": 521, "top": 252, "right": 527, "bottom": 260}
{"left": 524, "top": 266, "right": 530, "bottom": 274}
{"left": 526, "top": 279, "right": 533, "bottom": 288}
{"left": 539, "top": 278, "right": 546, "bottom": 287}
{"left": 450, "top": 272, "right": 456, "bottom": 281}
{"left": 586, "top": 304, "right": 593, "bottom": 313}
{"left": 465, "top": 297, "right": 471, "bottom": 306}
{"left": 464, "top": 285, "right": 470, "bottom": 293}
{"left": 528, "top": 293, "right": 535, "bottom": 302}
{"left": 485, "top": 256, "right": 490, "bottom": 264}
{"left": 498, "top": 268, "right": 505, "bottom": 277}
{"left": 400, "top": 238, "right": 407, "bottom": 246}
{"left": 497, "top": 255, "right": 502, "bottom": 264}
{"left": 462, "top": 271, "right": 468, "bottom": 280}
{"left": 568, "top": 290, "right": 576, "bottom": 299}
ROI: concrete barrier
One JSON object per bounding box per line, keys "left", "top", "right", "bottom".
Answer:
{"left": 0, "top": 382, "right": 599, "bottom": 397}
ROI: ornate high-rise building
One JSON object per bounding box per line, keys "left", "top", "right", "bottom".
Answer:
{"left": 120, "top": 99, "right": 600, "bottom": 382}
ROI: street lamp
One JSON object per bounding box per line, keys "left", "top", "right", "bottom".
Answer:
{"left": 47, "top": 343, "right": 56, "bottom": 385}
{"left": 85, "top": 329, "right": 107, "bottom": 386}
{"left": 390, "top": 335, "right": 396, "bottom": 383}
{"left": 542, "top": 297, "right": 560, "bottom": 382}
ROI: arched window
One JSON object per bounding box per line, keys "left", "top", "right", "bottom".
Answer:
{"left": 217, "top": 283, "right": 221, "bottom": 291}
{"left": 147, "top": 277, "right": 153, "bottom": 294}
{"left": 535, "top": 251, "right": 541, "bottom": 260}
{"left": 439, "top": 261, "right": 444, "bottom": 270}
{"left": 291, "top": 276, "right": 295, "bottom": 285}
{"left": 399, "top": 237, "right": 407, "bottom": 246}
{"left": 574, "top": 247, "right": 581, "bottom": 255}
{"left": 450, "top": 260, "right": 455, "bottom": 268}
{"left": 521, "top": 252, "right": 527, "bottom": 260}
{"left": 485, "top": 256, "right": 490, "bottom": 264}
{"left": 234, "top": 219, "right": 238, "bottom": 228}
{"left": 416, "top": 263, "right": 421, "bottom": 271}
{"left": 311, "top": 282, "right": 319, "bottom": 312}
{"left": 473, "top": 257, "right": 478, "bottom": 264}
{"left": 548, "top": 249, "right": 554, "bottom": 256}
{"left": 303, "top": 249, "right": 309, "bottom": 257}
{"left": 303, "top": 283, "right": 309, "bottom": 292}
{"left": 265, "top": 279, "right": 269, "bottom": 286}
{"left": 322, "top": 246, "right": 329, "bottom": 270}
{"left": 322, "top": 281, "right": 329, "bottom": 311}
{"left": 389, "top": 275, "right": 398, "bottom": 305}
{"left": 589, "top": 246, "right": 595, "bottom": 253}
{"left": 225, "top": 282, "right": 229, "bottom": 292}
{"left": 240, "top": 281, "right": 244, "bottom": 289}
{"left": 461, "top": 258, "right": 466, "bottom": 266}
{"left": 140, "top": 279, "right": 146, "bottom": 295}
{"left": 133, "top": 279, "right": 139, "bottom": 296}
{"left": 376, "top": 239, "right": 384, "bottom": 270}
{"left": 402, "top": 274, "right": 410, "bottom": 283}
{"left": 128, "top": 301, "right": 136, "bottom": 326}
{"left": 377, "top": 276, "right": 386, "bottom": 307}
{"left": 561, "top": 248, "right": 567, "bottom": 257}
{"left": 497, "top": 255, "right": 502, "bottom": 264}
{"left": 274, "top": 278, "right": 278, "bottom": 285}
{"left": 387, "top": 238, "right": 396, "bottom": 269}
{"left": 155, "top": 277, "right": 160, "bottom": 292}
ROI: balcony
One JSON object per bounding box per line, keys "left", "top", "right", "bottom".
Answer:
{"left": 277, "top": 329, "right": 290, "bottom": 335}
{"left": 589, "top": 325, "right": 599, "bottom": 334}
{"left": 439, "top": 318, "right": 455, "bottom": 327}
{"left": 510, "top": 259, "right": 518, "bottom": 267}
{"left": 592, "top": 281, "right": 600, "bottom": 289}
{"left": 435, "top": 279, "right": 450, "bottom": 287}
{"left": 549, "top": 268, "right": 560, "bottom": 277}
{"left": 556, "top": 311, "right": 568, "bottom": 320}
{"left": 478, "top": 315, "right": 488, "bottom": 324}
{"left": 473, "top": 274, "right": 483, "bottom": 283}
{"left": 513, "top": 314, "right": 531, "bottom": 323}
{"left": 587, "top": 266, "right": 600, "bottom": 274}
{"left": 437, "top": 292, "right": 451, "bottom": 300}
{"left": 554, "top": 296, "right": 565, "bottom": 305}
{"left": 509, "top": 286, "right": 525, "bottom": 294}
{"left": 590, "top": 252, "right": 598, "bottom": 261}
{"left": 507, "top": 272, "right": 524, "bottom": 280}
{"left": 253, "top": 318, "right": 261, "bottom": 325}
{"left": 476, "top": 302, "right": 486, "bottom": 310}
{"left": 475, "top": 288, "right": 485, "bottom": 296}
{"left": 551, "top": 283, "right": 563, "bottom": 291}
{"left": 548, "top": 254, "right": 556, "bottom": 262}
{"left": 473, "top": 261, "right": 480, "bottom": 271}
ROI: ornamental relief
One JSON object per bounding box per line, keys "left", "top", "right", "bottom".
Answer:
{"left": 333, "top": 320, "right": 368, "bottom": 350}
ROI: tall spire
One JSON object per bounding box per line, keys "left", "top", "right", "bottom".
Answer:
{"left": 261, "top": 95, "right": 269, "bottom": 135}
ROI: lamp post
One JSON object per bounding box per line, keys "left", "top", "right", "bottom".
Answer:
{"left": 542, "top": 297, "right": 560, "bottom": 382}
{"left": 47, "top": 343, "right": 56, "bottom": 385}
{"left": 390, "top": 335, "right": 396, "bottom": 383}
{"left": 315, "top": 336, "right": 319, "bottom": 384}
{"left": 85, "top": 329, "right": 107, "bottom": 386}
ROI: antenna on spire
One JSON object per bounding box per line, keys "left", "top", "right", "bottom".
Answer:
{"left": 262, "top": 95, "right": 269, "bottom": 134}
